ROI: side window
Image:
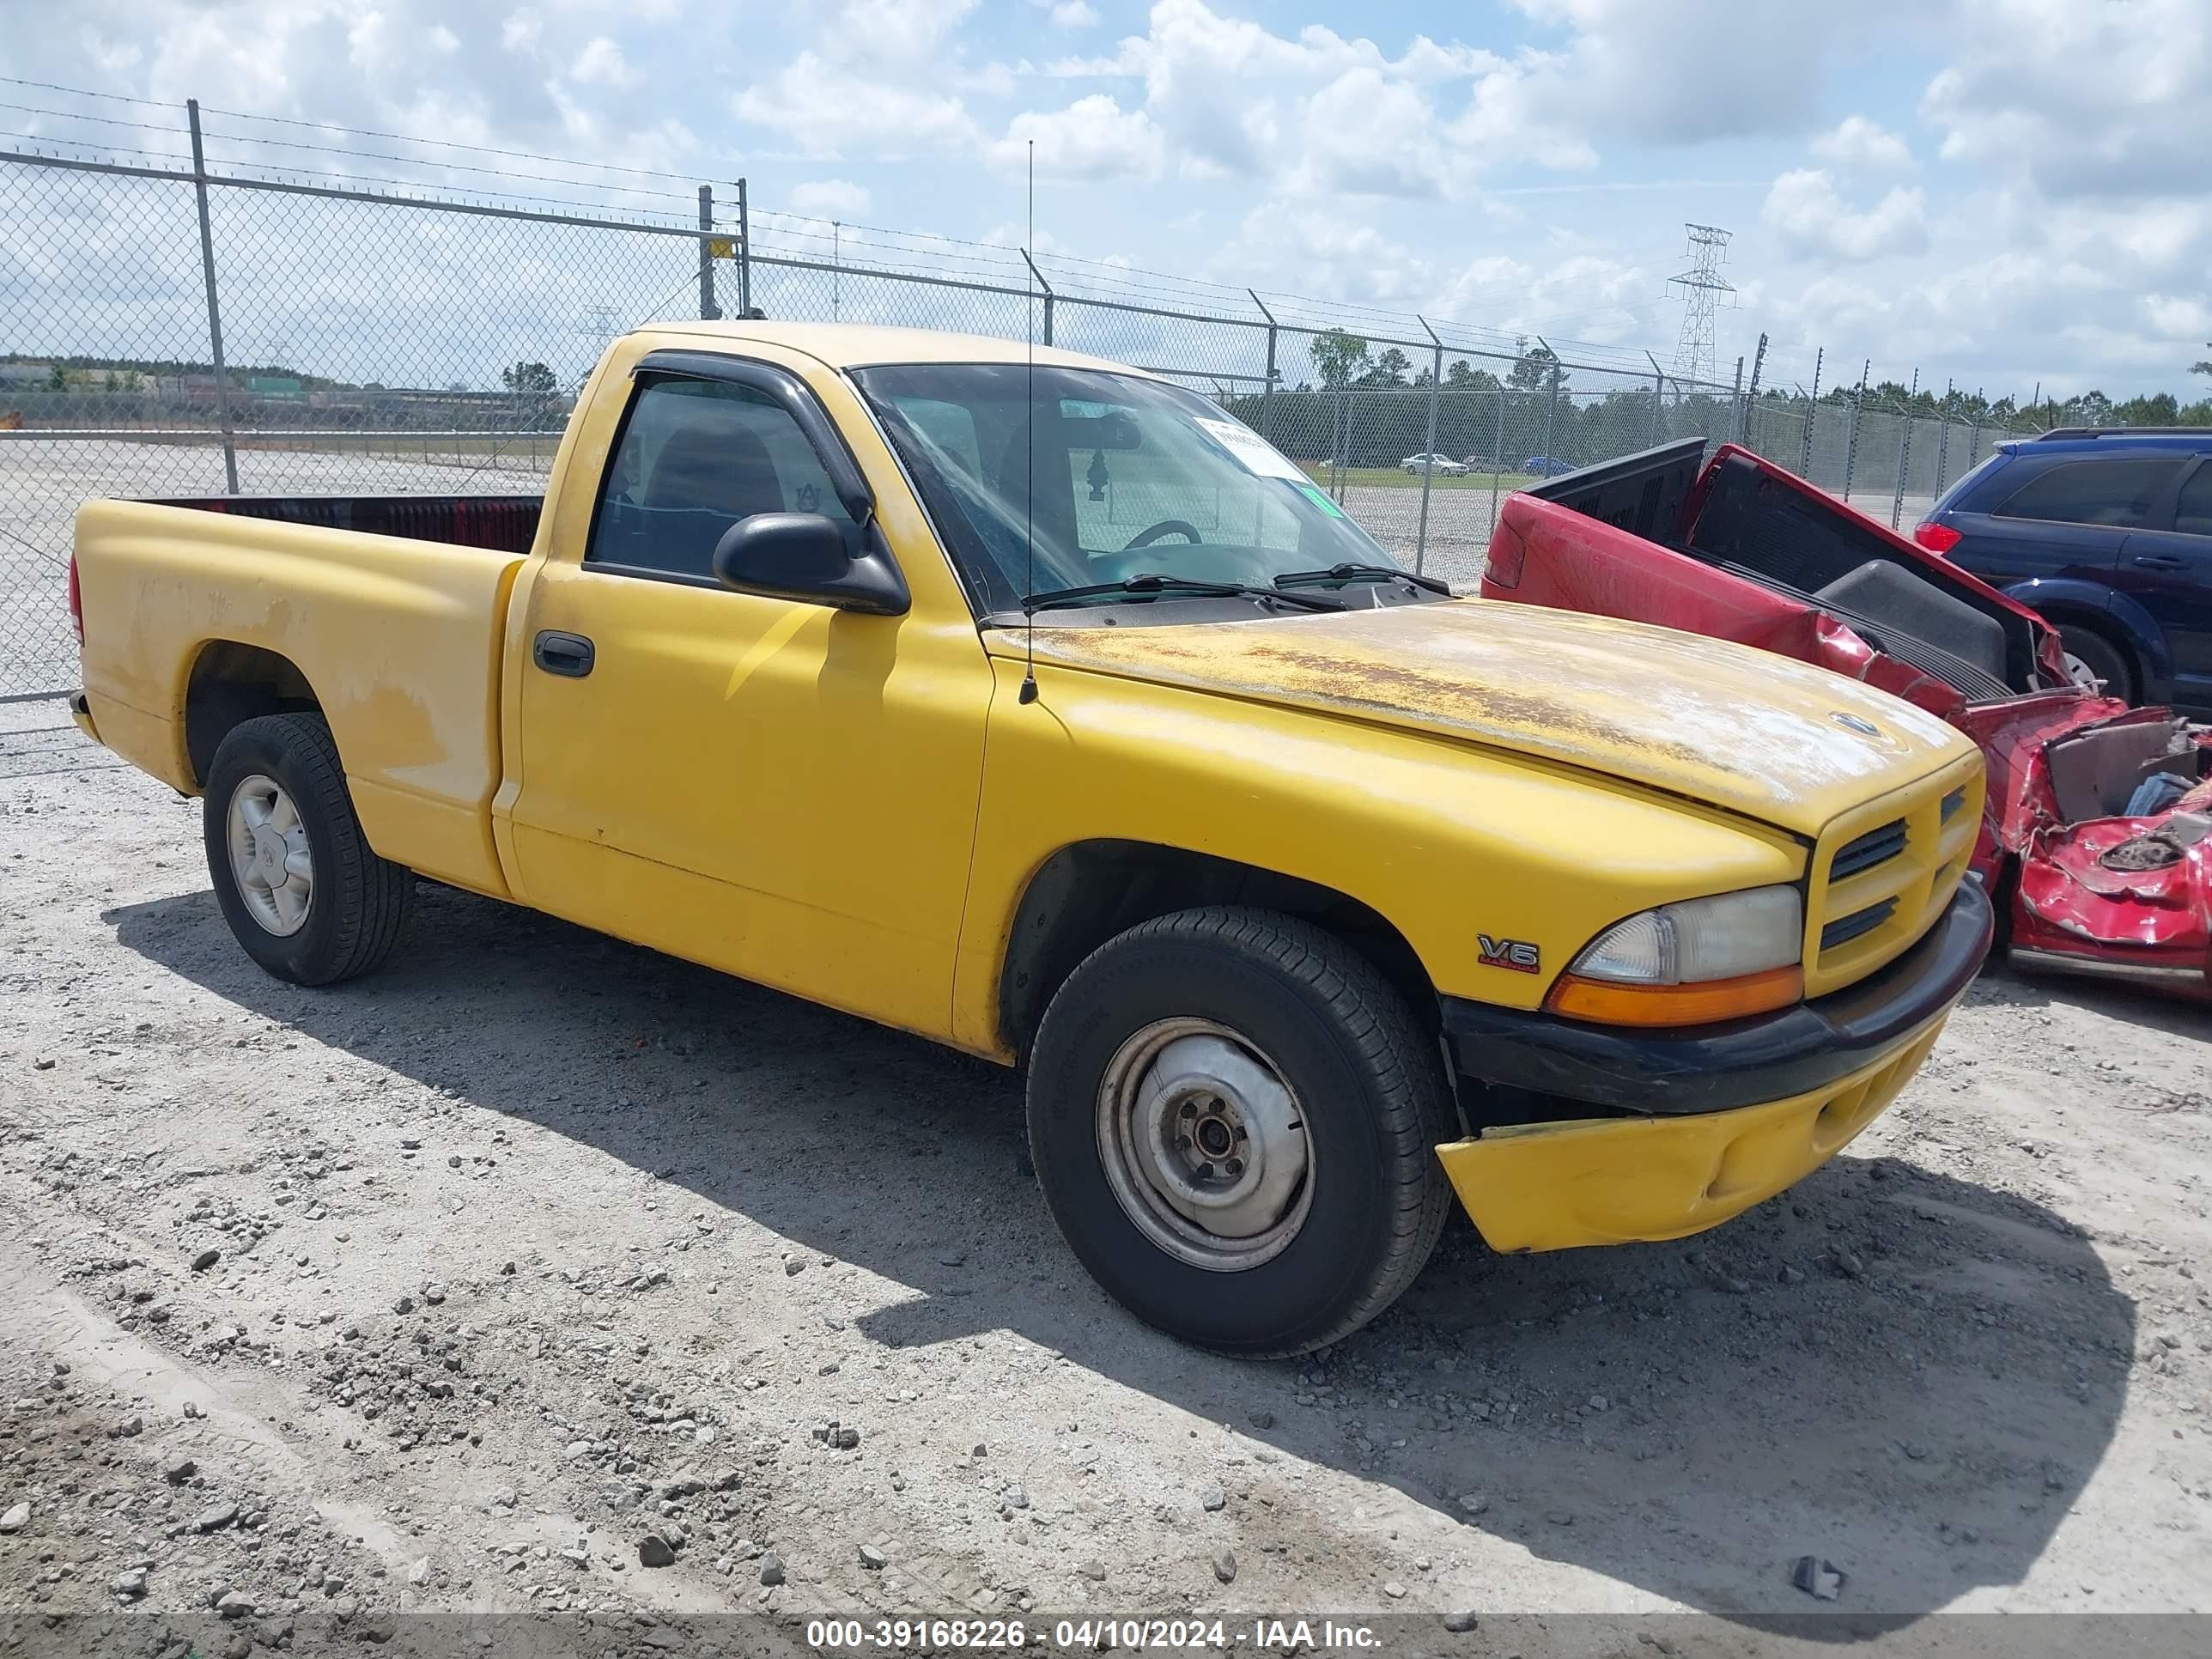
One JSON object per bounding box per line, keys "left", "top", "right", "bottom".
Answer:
{"left": 2173, "top": 463, "right": 2212, "bottom": 538}
{"left": 1993, "top": 458, "right": 2179, "bottom": 528}
{"left": 587, "top": 377, "right": 857, "bottom": 579}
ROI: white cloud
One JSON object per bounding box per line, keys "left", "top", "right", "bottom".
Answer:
{"left": 787, "top": 179, "right": 872, "bottom": 218}
{"left": 1810, "top": 115, "right": 1911, "bottom": 172}
{"left": 992, "top": 94, "right": 1165, "bottom": 180}
{"left": 1048, "top": 0, "right": 1099, "bottom": 26}
{"left": 499, "top": 9, "right": 541, "bottom": 53}
{"left": 569, "top": 36, "right": 639, "bottom": 88}
{"left": 830, "top": 0, "right": 978, "bottom": 68}
{"left": 2143, "top": 295, "right": 2212, "bottom": 343}
{"left": 1034, "top": 0, "right": 1594, "bottom": 198}
{"left": 1509, "top": 0, "right": 1929, "bottom": 144}
{"left": 1920, "top": 0, "right": 2209, "bottom": 200}
{"left": 1762, "top": 169, "right": 1929, "bottom": 262}
{"left": 735, "top": 52, "right": 980, "bottom": 157}
{"left": 732, "top": 0, "right": 991, "bottom": 159}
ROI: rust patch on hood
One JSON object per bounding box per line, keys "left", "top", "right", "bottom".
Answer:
{"left": 1008, "top": 600, "right": 1970, "bottom": 836}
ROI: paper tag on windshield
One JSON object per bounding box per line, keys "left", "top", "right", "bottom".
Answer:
{"left": 1194, "top": 417, "right": 1309, "bottom": 483}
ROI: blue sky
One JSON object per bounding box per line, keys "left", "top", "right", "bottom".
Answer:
{"left": 7, "top": 0, "right": 2209, "bottom": 398}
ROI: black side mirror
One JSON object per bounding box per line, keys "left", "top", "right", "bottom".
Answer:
{"left": 710, "top": 513, "right": 909, "bottom": 616}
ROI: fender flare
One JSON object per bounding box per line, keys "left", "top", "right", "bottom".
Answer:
{"left": 1997, "top": 576, "right": 2171, "bottom": 684}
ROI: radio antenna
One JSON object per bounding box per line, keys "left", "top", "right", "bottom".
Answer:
{"left": 1018, "top": 138, "right": 1040, "bottom": 706}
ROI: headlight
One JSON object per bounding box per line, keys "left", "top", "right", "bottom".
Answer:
{"left": 1546, "top": 885, "right": 1805, "bottom": 1026}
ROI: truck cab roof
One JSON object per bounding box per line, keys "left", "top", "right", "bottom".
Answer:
{"left": 635, "top": 319, "right": 1145, "bottom": 377}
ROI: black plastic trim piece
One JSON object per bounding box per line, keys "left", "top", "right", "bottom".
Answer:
{"left": 1440, "top": 879, "right": 1993, "bottom": 1118}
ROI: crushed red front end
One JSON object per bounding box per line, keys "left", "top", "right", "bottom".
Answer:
{"left": 1480, "top": 440, "right": 2212, "bottom": 999}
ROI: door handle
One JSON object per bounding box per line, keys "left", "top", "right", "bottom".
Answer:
{"left": 533, "top": 630, "right": 595, "bottom": 677}
{"left": 2130, "top": 554, "right": 2185, "bottom": 571}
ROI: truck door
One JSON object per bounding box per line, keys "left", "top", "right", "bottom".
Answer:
{"left": 504, "top": 353, "right": 993, "bottom": 1041}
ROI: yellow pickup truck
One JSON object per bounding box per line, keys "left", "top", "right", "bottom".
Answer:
{"left": 69, "top": 323, "right": 1991, "bottom": 1354}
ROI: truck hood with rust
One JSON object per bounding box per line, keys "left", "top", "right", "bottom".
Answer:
{"left": 998, "top": 599, "right": 1974, "bottom": 839}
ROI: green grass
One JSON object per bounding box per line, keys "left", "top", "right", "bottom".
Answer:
{"left": 1296, "top": 463, "right": 1543, "bottom": 491}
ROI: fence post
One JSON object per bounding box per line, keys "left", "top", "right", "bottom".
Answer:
{"left": 1966, "top": 388, "right": 1983, "bottom": 469}
{"left": 697, "top": 185, "right": 719, "bottom": 320}
{"left": 1415, "top": 315, "right": 1443, "bottom": 575}
{"left": 1842, "top": 359, "right": 1869, "bottom": 501}
{"left": 1933, "top": 377, "right": 1953, "bottom": 498}
{"left": 1248, "top": 290, "right": 1278, "bottom": 439}
{"left": 1799, "top": 346, "right": 1822, "bottom": 479}
{"left": 1645, "top": 350, "right": 1664, "bottom": 447}
{"left": 1023, "top": 251, "right": 1054, "bottom": 347}
{"left": 1730, "top": 355, "right": 1744, "bottom": 445}
{"left": 737, "top": 178, "right": 752, "bottom": 315}
{"left": 1891, "top": 368, "right": 1917, "bottom": 530}
{"left": 1742, "top": 334, "right": 1766, "bottom": 447}
{"left": 185, "top": 99, "right": 239, "bottom": 495}
{"left": 1538, "top": 336, "right": 1560, "bottom": 476}
{"left": 1487, "top": 389, "right": 1508, "bottom": 539}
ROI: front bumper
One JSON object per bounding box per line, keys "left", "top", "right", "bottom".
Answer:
{"left": 1434, "top": 880, "right": 1992, "bottom": 1253}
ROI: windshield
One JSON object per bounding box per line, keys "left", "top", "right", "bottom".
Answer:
{"left": 851, "top": 362, "right": 1401, "bottom": 614}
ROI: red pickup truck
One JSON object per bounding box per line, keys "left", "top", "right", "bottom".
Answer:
{"left": 1481, "top": 440, "right": 2212, "bottom": 999}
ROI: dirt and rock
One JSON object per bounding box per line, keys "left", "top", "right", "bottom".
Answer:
{"left": 3, "top": 720, "right": 2210, "bottom": 1656}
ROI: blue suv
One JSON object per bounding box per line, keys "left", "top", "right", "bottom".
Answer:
{"left": 1915, "top": 428, "right": 2212, "bottom": 710}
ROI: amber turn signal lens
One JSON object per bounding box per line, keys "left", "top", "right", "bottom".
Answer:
{"left": 1544, "top": 963, "right": 1804, "bottom": 1027}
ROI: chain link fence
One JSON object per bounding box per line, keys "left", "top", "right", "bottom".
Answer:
{"left": 0, "top": 118, "right": 2107, "bottom": 698}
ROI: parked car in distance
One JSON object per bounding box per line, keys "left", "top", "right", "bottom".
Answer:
{"left": 1400, "top": 452, "right": 1468, "bottom": 476}
{"left": 69, "top": 322, "right": 1993, "bottom": 1357}
{"left": 1523, "top": 454, "right": 1571, "bottom": 477}
{"left": 1914, "top": 428, "right": 2212, "bottom": 712}
{"left": 1462, "top": 454, "right": 1502, "bottom": 472}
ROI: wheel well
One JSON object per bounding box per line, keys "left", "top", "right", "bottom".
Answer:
{"left": 184, "top": 642, "right": 322, "bottom": 789}
{"left": 997, "top": 840, "right": 1437, "bottom": 1060}
{"left": 2049, "top": 614, "right": 2138, "bottom": 688}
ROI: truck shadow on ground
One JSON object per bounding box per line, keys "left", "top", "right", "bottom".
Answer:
{"left": 109, "top": 883, "right": 2136, "bottom": 1633}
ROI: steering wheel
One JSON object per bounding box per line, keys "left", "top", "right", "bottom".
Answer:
{"left": 1122, "top": 520, "right": 1202, "bottom": 550}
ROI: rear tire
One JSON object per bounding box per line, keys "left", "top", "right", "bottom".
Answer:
{"left": 203, "top": 713, "right": 412, "bottom": 986}
{"left": 1026, "top": 907, "right": 1456, "bottom": 1356}
{"left": 2058, "top": 624, "right": 2136, "bottom": 703}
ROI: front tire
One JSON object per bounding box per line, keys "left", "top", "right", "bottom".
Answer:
{"left": 1027, "top": 908, "right": 1456, "bottom": 1356}
{"left": 203, "top": 713, "right": 412, "bottom": 986}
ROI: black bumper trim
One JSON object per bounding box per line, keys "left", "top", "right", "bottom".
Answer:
{"left": 1441, "top": 879, "right": 1994, "bottom": 1117}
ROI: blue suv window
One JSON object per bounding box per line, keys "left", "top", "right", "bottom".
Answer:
{"left": 1993, "top": 457, "right": 2179, "bottom": 528}
{"left": 2174, "top": 465, "right": 2212, "bottom": 538}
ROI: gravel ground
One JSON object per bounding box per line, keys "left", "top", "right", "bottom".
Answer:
{"left": 3, "top": 712, "right": 2210, "bottom": 1656}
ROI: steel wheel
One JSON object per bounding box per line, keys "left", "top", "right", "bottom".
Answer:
{"left": 1096, "top": 1016, "right": 1315, "bottom": 1273}
{"left": 225, "top": 772, "right": 314, "bottom": 937}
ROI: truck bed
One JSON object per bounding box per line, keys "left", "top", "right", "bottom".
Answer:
{"left": 72, "top": 494, "right": 536, "bottom": 899}
{"left": 150, "top": 492, "right": 543, "bottom": 553}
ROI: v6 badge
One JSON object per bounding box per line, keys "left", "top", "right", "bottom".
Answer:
{"left": 1478, "top": 934, "right": 1540, "bottom": 974}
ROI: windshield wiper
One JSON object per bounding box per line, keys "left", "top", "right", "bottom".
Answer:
{"left": 1273, "top": 562, "right": 1451, "bottom": 596}
{"left": 1022, "top": 573, "right": 1344, "bottom": 613}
